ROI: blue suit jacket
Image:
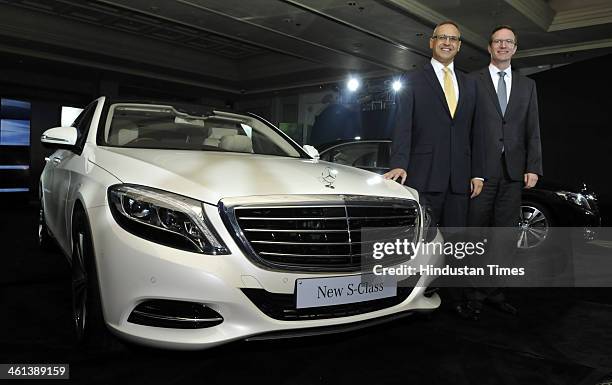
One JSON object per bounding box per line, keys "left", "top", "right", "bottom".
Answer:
{"left": 390, "top": 63, "right": 484, "bottom": 194}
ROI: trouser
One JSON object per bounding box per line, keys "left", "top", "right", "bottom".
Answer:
{"left": 466, "top": 154, "right": 522, "bottom": 303}
{"left": 420, "top": 180, "right": 469, "bottom": 305}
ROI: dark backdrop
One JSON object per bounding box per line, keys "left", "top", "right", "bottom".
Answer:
{"left": 530, "top": 53, "right": 612, "bottom": 225}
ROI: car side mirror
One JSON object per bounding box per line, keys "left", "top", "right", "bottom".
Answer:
{"left": 303, "top": 145, "right": 319, "bottom": 160}
{"left": 41, "top": 126, "right": 78, "bottom": 150}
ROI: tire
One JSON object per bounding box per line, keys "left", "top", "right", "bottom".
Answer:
{"left": 517, "top": 201, "right": 553, "bottom": 250}
{"left": 71, "top": 206, "right": 122, "bottom": 351}
{"left": 38, "top": 199, "right": 56, "bottom": 251}
{"left": 518, "top": 201, "right": 573, "bottom": 280}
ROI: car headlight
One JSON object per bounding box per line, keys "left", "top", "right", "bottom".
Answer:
{"left": 108, "top": 184, "right": 229, "bottom": 254}
{"left": 555, "top": 191, "right": 592, "bottom": 211}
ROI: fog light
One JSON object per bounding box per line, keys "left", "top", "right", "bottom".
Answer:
{"left": 128, "top": 299, "right": 223, "bottom": 329}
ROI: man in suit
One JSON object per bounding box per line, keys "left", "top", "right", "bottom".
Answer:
{"left": 383, "top": 21, "right": 484, "bottom": 318}
{"left": 467, "top": 25, "right": 543, "bottom": 315}
{"left": 384, "top": 20, "right": 483, "bottom": 228}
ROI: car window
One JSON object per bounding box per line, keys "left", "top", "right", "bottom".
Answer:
{"left": 325, "top": 142, "right": 381, "bottom": 168}
{"left": 101, "top": 104, "right": 303, "bottom": 158}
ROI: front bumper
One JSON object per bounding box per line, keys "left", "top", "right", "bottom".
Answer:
{"left": 87, "top": 204, "right": 443, "bottom": 350}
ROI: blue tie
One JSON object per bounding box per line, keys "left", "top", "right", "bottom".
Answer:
{"left": 497, "top": 71, "right": 507, "bottom": 115}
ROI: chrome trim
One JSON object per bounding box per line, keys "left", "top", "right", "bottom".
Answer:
{"left": 235, "top": 204, "right": 399, "bottom": 209}
{"left": 260, "top": 250, "right": 373, "bottom": 258}
{"left": 244, "top": 228, "right": 351, "bottom": 233}
{"left": 41, "top": 135, "right": 70, "bottom": 143}
{"left": 238, "top": 216, "right": 347, "bottom": 221}
{"left": 238, "top": 215, "right": 414, "bottom": 220}
{"left": 219, "top": 194, "right": 420, "bottom": 273}
{"left": 131, "top": 310, "right": 222, "bottom": 323}
{"left": 250, "top": 239, "right": 394, "bottom": 246}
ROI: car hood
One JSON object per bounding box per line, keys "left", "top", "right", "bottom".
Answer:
{"left": 92, "top": 147, "right": 417, "bottom": 205}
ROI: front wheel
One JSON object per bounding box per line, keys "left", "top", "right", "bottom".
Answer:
{"left": 71, "top": 207, "right": 121, "bottom": 350}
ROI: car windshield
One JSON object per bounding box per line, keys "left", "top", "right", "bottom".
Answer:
{"left": 101, "top": 103, "right": 303, "bottom": 158}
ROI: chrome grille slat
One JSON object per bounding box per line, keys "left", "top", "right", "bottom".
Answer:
{"left": 250, "top": 238, "right": 405, "bottom": 246}
{"left": 234, "top": 205, "right": 411, "bottom": 209}
{"left": 238, "top": 216, "right": 412, "bottom": 220}
{"left": 259, "top": 251, "right": 374, "bottom": 258}
{"left": 220, "top": 195, "right": 420, "bottom": 272}
{"left": 238, "top": 217, "right": 348, "bottom": 221}
{"left": 242, "top": 229, "right": 350, "bottom": 233}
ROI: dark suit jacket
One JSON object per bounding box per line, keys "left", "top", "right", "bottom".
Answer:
{"left": 390, "top": 63, "right": 483, "bottom": 194}
{"left": 472, "top": 67, "right": 543, "bottom": 181}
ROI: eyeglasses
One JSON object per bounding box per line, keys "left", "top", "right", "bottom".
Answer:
{"left": 491, "top": 39, "right": 516, "bottom": 46}
{"left": 431, "top": 34, "right": 461, "bottom": 43}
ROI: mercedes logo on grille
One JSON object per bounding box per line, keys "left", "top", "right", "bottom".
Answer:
{"left": 320, "top": 167, "right": 338, "bottom": 189}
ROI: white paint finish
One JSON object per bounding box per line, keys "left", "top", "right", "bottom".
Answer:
{"left": 40, "top": 98, "right": 438, "bottom": 350}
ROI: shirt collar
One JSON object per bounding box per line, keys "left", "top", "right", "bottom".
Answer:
{"left": 489, "top": 63, "right": 512, "bottom": 79}
{"left": 431, "top": 58, "right": 454, "bottom": 74}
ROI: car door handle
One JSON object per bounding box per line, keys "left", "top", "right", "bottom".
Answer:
{"left": 51, "top": 157, "right": 62, "bottom": 165}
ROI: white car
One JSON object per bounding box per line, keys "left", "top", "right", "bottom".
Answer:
{"left": 39, "top": 97, "right": 443, "bottom": 350}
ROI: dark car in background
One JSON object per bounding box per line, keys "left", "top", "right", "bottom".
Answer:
{"left": 319, "top": 139, "right": 601, "bottom": 249}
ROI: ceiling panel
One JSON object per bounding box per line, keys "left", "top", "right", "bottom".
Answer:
{"left": 0, "top": 0, "right": 608, "bottom": 94}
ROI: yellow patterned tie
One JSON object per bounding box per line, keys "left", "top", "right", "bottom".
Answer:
{"left": 442, "top": 67, "right": 457, "bottom": 117}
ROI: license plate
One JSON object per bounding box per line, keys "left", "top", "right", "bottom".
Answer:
{"left": 296, "top": 274, "right": 397, "bottom": 309}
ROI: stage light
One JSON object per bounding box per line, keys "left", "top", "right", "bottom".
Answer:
{"left": 347, "top": 77, "right": 360, "bottom": 92}
{"left": 392, "top": 80, "right": 403, "bottom": 92}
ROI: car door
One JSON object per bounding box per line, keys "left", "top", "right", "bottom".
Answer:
{"left": 51, "top": 102, "right": 98, "bottom": 253}
{"left": 41, "top": 148, "right": 63, "bottom": 237}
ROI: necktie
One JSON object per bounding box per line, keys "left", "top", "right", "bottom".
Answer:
{"left": 497, "top": 71, "right": 507, "bottom": 115}
{"left": 442, "top": 67, "right": 457, "bottom": 117}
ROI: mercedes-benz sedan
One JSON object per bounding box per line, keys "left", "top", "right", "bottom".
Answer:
{"left": 39, "top": 97, "right": 442, "bottom": 350}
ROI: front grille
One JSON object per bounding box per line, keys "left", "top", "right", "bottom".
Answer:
{"left": 220, "top": 195, "right": 420, "bottom": 272}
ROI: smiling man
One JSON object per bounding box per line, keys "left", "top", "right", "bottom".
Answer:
{"left": 384, "top": 20, "right": 484, "bottom": 229}
{"left": 384, "top": 21, "right": 485, "bottom": 319}
{"left": 466, "top": 25, "right": 543, "bottom": 316}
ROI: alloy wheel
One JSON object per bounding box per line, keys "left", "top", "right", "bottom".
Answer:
{"left": 517, "top": 205, "right": 549, "bottom": 249}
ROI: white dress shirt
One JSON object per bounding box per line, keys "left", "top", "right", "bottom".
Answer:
{"left": 430, "top": 58, "right": 459, "bottom": 99}
{"left": 489, "top": 64, "right": 512, "bottom": 103}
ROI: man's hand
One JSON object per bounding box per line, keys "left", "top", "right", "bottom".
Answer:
{"left": 470, "top": 178, "right": 483, "bottom": 198}
{"left": 524, "top": 173, "right": 538, "bottom": 189}
{"left": 383, "top": 168, "right": 407, "bottom": 184}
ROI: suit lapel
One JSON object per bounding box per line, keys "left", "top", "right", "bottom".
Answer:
{"left": 505, "top": 70, "right": 520, "bottom": 117}
{"left": 480, "top": 69, "right": 503, "bottom": 117}
{"left": 423, "top": 63, "right": 451, "bottom": 117}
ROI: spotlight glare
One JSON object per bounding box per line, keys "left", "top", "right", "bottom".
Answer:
{"left": 347, "top": 77, "right": 360, "bottom": 92}
{"left": 392, "top": 80, "right": 403, "bottom": 92}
